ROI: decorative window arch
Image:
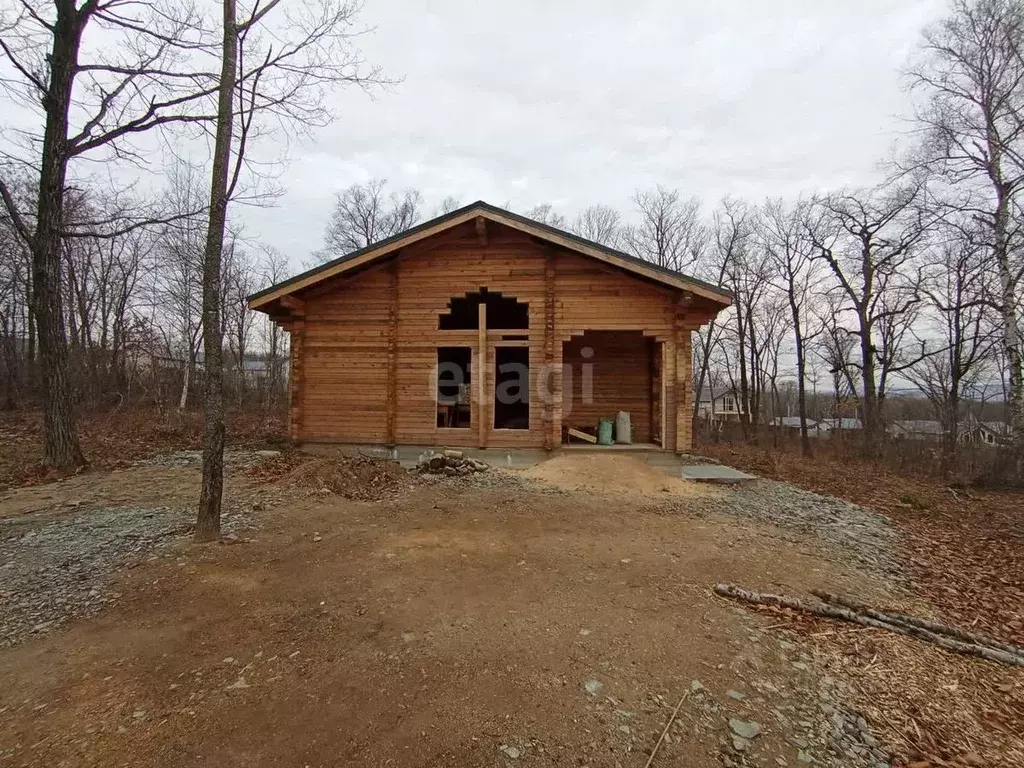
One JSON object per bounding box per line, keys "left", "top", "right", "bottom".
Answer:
{"left": 438, "top": 288, "right": 529, "bottom": 330}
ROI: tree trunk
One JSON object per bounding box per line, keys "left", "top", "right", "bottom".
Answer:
{"left": 715, "top": 583, "right": 1024, "bottom": 668}
{"left": 33, "top": 1, "right": 86, "bottom": 470}
{"left": 789, "top": 292, "right": 811, "bottom": 456}
{"left": 195, "top": 0, "right": 238, "bottom": 542}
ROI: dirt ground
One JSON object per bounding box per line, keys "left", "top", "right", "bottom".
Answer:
{"left": 1, "top": 432, "right": 1022, "bottom": 768}
{"left": 1, "top": 450, "right": 901, "bottom": 768}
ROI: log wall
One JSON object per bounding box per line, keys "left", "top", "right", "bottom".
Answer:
{"left": 290, "top": 221, "right": 704, "bottom": 451}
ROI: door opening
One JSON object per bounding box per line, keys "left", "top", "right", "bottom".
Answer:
{"left": 493, "top": 347, "right": 529, "bottom": 430}
{"left": 436, "top": 347, "right": 472, "bottom": 428}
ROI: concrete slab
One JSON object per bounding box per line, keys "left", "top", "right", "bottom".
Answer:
{"left": 679, "top": 464, "right": 757, "bottom": 484}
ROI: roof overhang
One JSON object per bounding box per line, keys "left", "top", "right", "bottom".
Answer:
{"left": 248, "top": 201, "right": 734, "bottom": 311}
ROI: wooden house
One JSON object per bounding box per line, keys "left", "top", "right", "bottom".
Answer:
{"left": 248, "top": 202, "right": 732, "bottom": 453}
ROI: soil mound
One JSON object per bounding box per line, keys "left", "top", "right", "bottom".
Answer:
{"left": 261, "top": 454, "right": 408, "bottom": 501}
{"left": 522, "top": 453, "right": 708, "bottom": 497}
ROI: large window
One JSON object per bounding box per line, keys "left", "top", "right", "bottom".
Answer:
{"left": 437, "top": 347, "right": 471, "bottom": 428}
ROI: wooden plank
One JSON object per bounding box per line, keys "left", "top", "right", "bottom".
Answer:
{"left": 567, "top": 427, "right": 597, "bottom": 444}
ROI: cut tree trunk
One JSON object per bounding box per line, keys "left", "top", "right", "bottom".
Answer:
{"left": 714, "top": 584, "right": 1024, "bottom": 668}
{"left": 810, "top": 590, "right": 1024, "bottom": 658}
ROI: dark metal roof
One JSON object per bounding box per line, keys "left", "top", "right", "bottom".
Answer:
{"left": 247, "top": 200, "right": 733, "bottom": 304}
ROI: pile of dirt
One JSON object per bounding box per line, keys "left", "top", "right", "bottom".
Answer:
{"left": 522, "top": 453, "right": 708, "bottom": 497}
{"left": 274, "top": 455, "right": 409, "bottom": 501}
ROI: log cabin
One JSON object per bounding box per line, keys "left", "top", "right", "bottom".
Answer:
{"left": 248, "top": 201, "right": 732, "bottom": 453}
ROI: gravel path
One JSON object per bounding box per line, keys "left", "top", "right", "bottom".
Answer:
{"left": 0, "top": 504, "right": 258, "bottom": 649}
{"left": 666, "top": 478, "right": 904, "bottom": 580}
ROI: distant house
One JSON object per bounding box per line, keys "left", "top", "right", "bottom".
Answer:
{"left": 241, "top": 357, "right": 289, "bottom": 382}
{"left": 817, "top": 417, "right": 862, "bottom": 438}
{"left": 973, "top": 420, "right": 1011, "bottom": 446}
{"left": 771, "top": 415, "right": 818, "bottom": 429}
{"left": 695, "top": 386, "right": 746, "bottom": 422}
{"left": 888, "top": 420, "right": 947, "bottom": 441}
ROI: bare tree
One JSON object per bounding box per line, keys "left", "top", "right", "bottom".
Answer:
{"left": 762, "top": 198, "right": 822, "bottom": 454}
{"left": 319, "top": 178, "right": 421, "bottom": 260}
{"left": 906, "top": 222, "right": 997, "bottom": 469}
{"left": 435, "top": 195, "right": 462, "bottom": 216}
{"left": 194, "top": 0, "right": 387, "bottom": 540}
{"left": 623, "top": 186, "right": 707, "bottom": 272}
{"left": 809, "top": 183, "right": 932, "bottom": 454}
{"left": 524, "top": 203, "right": 566, "bottom": 229}
{"left": 910, "top": 0, "right": 1024, "bottom": 465}
{"left": 693, "top": 198, "right": 749, "bottom": 419}
{"left": 570, "top": 204, "right": 622, "bottom": 247}
{"left": 0, "top": 0, "right": 224, "bottom": 468}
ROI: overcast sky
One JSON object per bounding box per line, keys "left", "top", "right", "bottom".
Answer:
{"left": 255, "top": 0, "right": 949, "bottom": 268}
{"left": 0, "top": 0, "right": 951, "bottom": 270}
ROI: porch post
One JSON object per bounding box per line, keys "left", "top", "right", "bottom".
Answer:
{"left": 478, "top": 301, "right": 487, "bottom": 448}
{"left": 543, "top": 249, "right": 556, "bottom": 450}
{"left": 385, "top": 259, "right": 399, "bottom": 447}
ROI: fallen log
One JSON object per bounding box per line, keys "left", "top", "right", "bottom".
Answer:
{"left": 811, "top": 589, "right": 1024, "bottom": 659}
{"left": 713, "top": 583, "right": 1024, "bottom": 668}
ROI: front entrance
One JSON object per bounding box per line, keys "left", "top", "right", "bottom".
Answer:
{"left": 493, "top": 346, "right": 530, "bottom": 430}
{"left": 561, "top": 330, "right": 658, "bottom": 445}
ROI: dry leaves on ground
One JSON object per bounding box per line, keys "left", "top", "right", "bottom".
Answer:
{"left": 700, "top": 440, "right": 1024, "bottom": 767}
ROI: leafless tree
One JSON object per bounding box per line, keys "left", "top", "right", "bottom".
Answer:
{"left": 319, "top": 178, "right": 422, "bottom": 261}
{"left": 525, "top": 203, "right": 566, "bottom": 229}
{"left": 195, "top": 0, "right": 387, "bottom": 540}
{"left": 435, "top": 195, "right": 462, "bottom": 216}
{"left": 693, "top": 198, "right": 749, "bottom": 419}
{"left": 623, "top": 186, "right": 707, "bottom": 272}
{"left": 570, "top": 204, "right": 622, "bottom": 247}
{"left": 0, "top": 0, "right": 226, "bottom": 468}
{"left": 762, "top": 198, "right": 822, "bottom": 454}
{"left": 809, "top": 182, "right": 933, "bottom": 454}
{"left": 909, "top": 0, "right": 1024, "bottom": 464}
{"left": 905, "top": 222, "right": 998, "bottom": 468}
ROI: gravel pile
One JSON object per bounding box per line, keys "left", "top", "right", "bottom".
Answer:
{"left": 691, "top": 479, "right": 903, "bottom": 578}
{"left": 0, "top": 505, "right": 254, "bottom": 648}
{"left": 415, "top": 449, "right": 490, "bottom": 475}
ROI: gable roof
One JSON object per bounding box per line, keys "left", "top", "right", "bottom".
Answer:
{"left": 248, "top": 200, "right": 733, "bottom": 310}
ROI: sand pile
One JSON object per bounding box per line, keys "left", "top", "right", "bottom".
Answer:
{"left": 522, "top": 453, "right": 708, "bottom": 497}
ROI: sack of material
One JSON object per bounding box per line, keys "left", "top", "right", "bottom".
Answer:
{"left": 615, "top": 411, "right": 632, "bottom": 444}
{"left": 597, "top": 418, "right": 614, "bottom": 445}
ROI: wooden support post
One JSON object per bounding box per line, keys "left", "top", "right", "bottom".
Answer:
{"left": 289, "top": 321, "right": 305, "bottom": 443}
{"left": 478, "top": 301, "right": 487, "bottom": 448}
{"left": 475, "top": 216, "right": 488, "bottom": 247}
{"left": 385, "top": 260, "right": 399, "bottom": 446}
{"left": 543, "top": 249, "right": 556, "bottom": 450}
{"left": 660, "top": 340, "right": 669, "bottom": 451}
{"left": 674, "top": 293, "right": 694, "bottom": 453}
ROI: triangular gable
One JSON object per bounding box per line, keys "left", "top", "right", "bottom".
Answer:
{"left": 248, "top": 201, "right": 733, "bottom": 310}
